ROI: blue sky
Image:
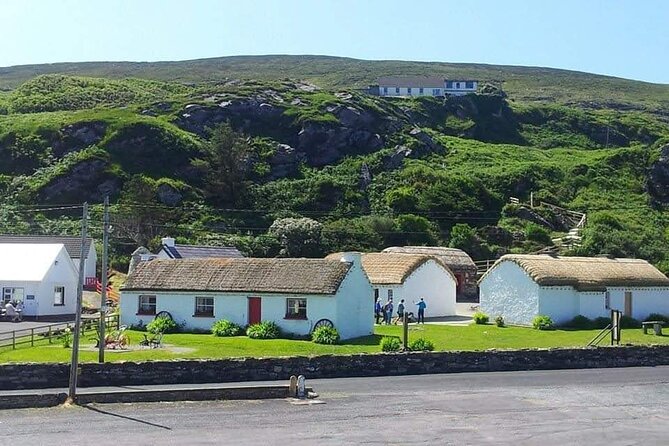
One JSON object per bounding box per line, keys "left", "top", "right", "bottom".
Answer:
{"left": 2, "top": 0, "right": 668, "bottom": 83}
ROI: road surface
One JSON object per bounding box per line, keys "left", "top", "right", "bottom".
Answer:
{"left": 0, "top": 367, "right": 667, "bottom": 445}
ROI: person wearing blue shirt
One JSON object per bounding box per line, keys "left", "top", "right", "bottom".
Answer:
{"left": 415, "top": 297, "right": 427, "bottom": 324}
{"left": 374, "top": 297, "right": 383, "bottom": 324}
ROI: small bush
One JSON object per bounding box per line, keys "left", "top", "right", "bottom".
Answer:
{"left": 60, "top": 327, "right": 72, "bottom": 348}
{"left": 619, "top": 316, "right": 640, "bottom": 329}
{"left": 246, "top": 321, "right": 281, "bottom": 339}
{"left": 211, "top": 319, "right": 243, "bottom": 337}
{"left": 644, "top": 313, "right": 669, "bottom": 323}
{"left": 311, "top": 326, "right": 340, "bottom": 345}
{"left": 593, "top": 316, "right": 611, "bottom": 329}
{"left": 380, "top": 336, "right": 401, "bottom": 352}
{"left": 532, "top": 315, "right": 554, "bottom": 330}
{"left": 147, "top": 316, "right": 179, "bottom": 334}
{"left": 494, "top": 315, "right": 505, "bottom": 327}
{"left": 473, "top": 311, "right": 489, "bottom": 324}
{"left": 567, "top": 315, "right": 592, "bottom": 329}
{"left": 409, "top": 338, "right": 434, "bottom": 351}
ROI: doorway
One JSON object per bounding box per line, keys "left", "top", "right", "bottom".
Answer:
{"left": 624, "top": 291, "right": 633, "bottom": 316}
{"left": 248, "top": 297, "right": 262, "bottom": 325}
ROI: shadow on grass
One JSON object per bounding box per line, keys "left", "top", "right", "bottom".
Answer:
{"left": 344, "top": 334, "right": 384, "bottom": 346}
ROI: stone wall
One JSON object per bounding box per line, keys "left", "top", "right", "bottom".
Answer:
{"left": 2, "top": 345, "right": 668, "bottom": 391}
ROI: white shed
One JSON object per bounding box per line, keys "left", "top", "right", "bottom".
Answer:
{"left": 120, "top": 253, "right": 373, "bottom": 340}
{"left": 329, "top": 253, "right": 457, "bottom": 318}
{"left": 0, "top": 243, "right": 79, "bottom": 317}
{"left": 479, "top": 254, "right": 669, "bottom": 325}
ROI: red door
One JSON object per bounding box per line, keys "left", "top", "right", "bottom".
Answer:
{"left": 248, "top": 297, "right": 262, "bottom": 325}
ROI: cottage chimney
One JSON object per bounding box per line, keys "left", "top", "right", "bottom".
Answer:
{"left": 129, "top": 246, "right": 152, "bottom": 275}
{"left": 339, "top": 252, "right": 362, "bottom": 265}
{"left": 161, "top": 236, "right": 176, "bottom": 247}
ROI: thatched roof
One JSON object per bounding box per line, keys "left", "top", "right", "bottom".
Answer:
{"left": 382, "top": 246, "right": 476, "bottom": 272}
{"left": 122, "top": 258, "right": 352, "bottom": 295}
{"left": 482, "top": 254, "right": 669, "bottom": 291}
{"left": 327, "top": 252, "right": 454, "bottom": 285}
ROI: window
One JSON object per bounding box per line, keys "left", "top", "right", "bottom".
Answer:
{"left": 407, "top": 87, "right": 412, "bottom": 95}
{"left": 54, "top": 286, "right": 65, "bottom": 306}
{"left": 138, "top": 295, "right": 156, "bottom": 315}
{"left": 374, "top": 289, "right": 379, "bottom": 300}
{"left": 466, "top": 81, "right": 474, "bottom": 89}
{"left": 383, "top": 87, "right": 388, "bottom": 94}
{"left": 194, "top": 296, "right": 214, "bottom": 317}
{"left": 419, "top": 87, "right": 424, "bottom": 94}
{"left": 456, "top": 82, "right": 461, "bottom": 89}
{"left": 285, "top": 298, "right": 307, "bottom": 319}
{"left": 604, "top": 291, "right": 610, "bottom": 310}
{"left": 387, "top": 289, "right": 393, "bottom": 299}
{"left": 432, "top": 88, "right": 441, "bottom": 95}
{"left": 446, "top": 81, "right": 453, "bottom": 89}
{"left": 395, "top": 87, "right": 400, "bottom": 94}
{"left": 2, "top": 287, "right": 24, "bottom": 304}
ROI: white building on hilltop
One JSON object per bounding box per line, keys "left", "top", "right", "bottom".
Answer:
{"left": 374, "top": 76, "right": 478, "bottom": 97}
{"left": 479, "top": 254, "right": 669, "bottom": 326}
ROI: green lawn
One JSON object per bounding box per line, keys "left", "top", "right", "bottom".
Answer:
{"left": 0, "top": 324, "right": 667, "bottom": 364}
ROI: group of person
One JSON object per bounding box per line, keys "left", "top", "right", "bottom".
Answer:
{"left": 375, "top": 296, "right": 427, "bottom": 325}
{"left": 2, "top": 300, "right": 23, "bottom": 322}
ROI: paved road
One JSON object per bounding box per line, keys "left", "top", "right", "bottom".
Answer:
{"left": 0, "top": 367, "right": 667, "bottom": 445}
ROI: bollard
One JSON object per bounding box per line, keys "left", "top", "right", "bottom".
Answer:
{"left": 297, "top": 375, "right": 306, "bottom": 399}
{"left": 289, "top": 375, "right": 298, "bottom": 397}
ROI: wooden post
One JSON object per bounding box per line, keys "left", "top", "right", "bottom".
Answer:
{"left": 402, "top": 312, "right": 409, "bottom": 351}
{"left": 98, "top": 195, "right": 110, "bottom": 363}
{"left": 68, "top": 202, "right": 88, "bottom": 403}
{"left": 31, "top": 328, "right": 34, "bottom": 347}
{"left": 48, "top": 326, "right": 52, "bottom": 344}
{"left": 12, "top": 331, "right": 15, "bottom": 350}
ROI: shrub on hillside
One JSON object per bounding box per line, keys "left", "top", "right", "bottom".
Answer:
{"left": 567, "top": 315, "right": 592, "bottom": 329}
{"left": 380, "top": 336, "right": 401, "bottom": 352}
{"left": 473, "top": 311, "right": 489, "bottom": 325}
{"left": 495, "top": 315, "right": 505, "bottom": 327}
{"left": 311, "top": 326, "right": 340, "bottom": 345}
{"left": 409, "top": 338, "right": 434, "bottom": 352}
{"left": 246, "top": 321, "right": 281, "bottom": 339}
{"left": 644, "top": 313, "right": 669, "bottom": 323}
{"left": 147, "top": 316, "right": 179, "bottom": 334}
{"left": 211, "top": 319, "right": 243, "bottom": 337}
{"left": 532, "top": 315, "right": 554, "bottom": 330}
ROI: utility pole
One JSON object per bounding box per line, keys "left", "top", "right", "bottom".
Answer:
{"left": 67, "top": 202, "right": 88, "bottom": 404}
{"left": 98, "top": 196, "right": 110, "bottom": 363}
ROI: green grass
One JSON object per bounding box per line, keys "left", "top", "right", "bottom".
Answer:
{"left": 1, "top": 324, "right": 667, "bottom": 364}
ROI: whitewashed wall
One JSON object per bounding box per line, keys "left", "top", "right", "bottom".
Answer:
{"left": 479, "top": 261, "right": 540, "bottom": 325}
{"left": 537, "top": 287, "right": 579, "bottom": 325}
{"left": 334, "top": 255, "right": 374, "bottom": 339}
{"left": 378, "top": 86, "right": 443, "bottom": 97}
{"left": 402, "top": 260, "right": 456, "bottom": 317}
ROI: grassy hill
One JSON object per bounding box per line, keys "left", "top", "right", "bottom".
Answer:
{"left": 2, "top": 55, "right": 669, "bottom": 114}
{"left": 0, "top": 59, "right": 669, "bottom": 271}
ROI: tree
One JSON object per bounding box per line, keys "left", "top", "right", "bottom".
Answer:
{"left": 206, "top": 123, "right": 251, "bottom": 205}
{"left": 322, "top": 218, "right": 383, "bottom": 253}
{"left": 268, "top": 217, "right": 323, "bottom": 257}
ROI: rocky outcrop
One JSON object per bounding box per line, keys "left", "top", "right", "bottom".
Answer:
{"left": 52, "top": 121, "right": 107, "bottom": 156}
{"left": 156, "top": 183, "right": 184, "bottom": 206}
{"left": 409, "top": 128, "right": 447, "bottom": 156}
{"left": 38, "top": 159, "right": 121, "bottom": 203}
{"left": 267, "top": 143, "right": 305, "bottom": 179}
{"left": 648, "top": 144, "right": 669, "bottom": 203}
{"left": 297, "top": 121, "right": 383, "bottom": 166}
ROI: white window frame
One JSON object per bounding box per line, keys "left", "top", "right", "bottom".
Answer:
{"left": 138, "top": 295, "right": 157, "bottom": 315}
{"left": 3, "top": 287, "right": 24, "bottom": 304}
{"left": 54, "top": 286, "right": 65, "bottom": 306}
{"left": 285, "top": 298, "right": 307, "bottom": 319}
{"left": 194, "top": 296, "right": 214, "bottom": 317}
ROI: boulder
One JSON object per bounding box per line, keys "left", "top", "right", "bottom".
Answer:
{"left": 38, "top": 159, "right": 121, "bottom": 203}
{"left": 409, "top": 128, "right": 446, "bottom": 156}
{"left": 268, "top": 144, "right": 305, "bottom": 179}
{"left": 383, "top": 145, "right": 412, "bottom": 170}
{"left": 53, "top": 122, "right": 107, "bottom": 156}
{"left": 648, "top": 144, "right": 669, "bottom": 203}
{"left": 156, "top": 183, "right": 184, "bottom": 206}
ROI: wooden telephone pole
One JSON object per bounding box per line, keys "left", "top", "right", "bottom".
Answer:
{"left": 67, "top": 202, "right": 88, "bottom": 403}
{"left": 98, "top": 196, "right": 110, "bottom": 363}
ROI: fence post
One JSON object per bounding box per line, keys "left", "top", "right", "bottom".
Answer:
{"left": 31, "top": 328, "right": 34, "bottom": 347}
{"left": 12, "top": 331, "right": 15, "bottom": 350}
{"left": 48, "top": 326, "right": 52, "bottom": 344}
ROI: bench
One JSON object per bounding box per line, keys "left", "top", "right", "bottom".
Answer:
{"left": 641, "top": 321, "right": 665, "bottom": 335}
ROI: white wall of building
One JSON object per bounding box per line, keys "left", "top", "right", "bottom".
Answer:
{"left": 444, "top": 81, "right": 478, "bottom": 96}
{"left": 378, "top": 86, "right": 444, "bottom": 97}
{"left": 537, "top": 287, "right": 579, "bottom": 325}
{"left": 402, "top": 260, "right": 456, "bottom": 317}
{"left": 479, "top": 261, "right": 540, "bottom": 325}
{"left": 334, "top": 254, "right": 374, "bottom": 339}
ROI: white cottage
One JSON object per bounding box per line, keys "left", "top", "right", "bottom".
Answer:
{"left": 156, "top": 237, "right": 243, "bottom": 259}
{"left": 0, "top": 244, "right": 79, "bottom": 317}
{"left": 0, "top": 235, "right": 97, "bottom": 288}
{"left": 377, "top": 76, "right": 446, "bottom": 97}
{"left": 328, "top": 253, "right": 457, "bottom": 317}
{"left": 479, "top": 254, "right": 669, "bottom": 325}
{"left": 120, "top": 253, "right": 373, "bottom": 340}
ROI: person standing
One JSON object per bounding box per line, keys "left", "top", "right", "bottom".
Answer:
{"left": 384, "top": 297, "right": 394, "bottom": 325}
{"left": 393, "top": 299, "right": 405, "bottom": 324}
{"left": 374, "top": 297, "right": 383, "bottom": 324}
{"left": 415, "top": 297, "right": 427, "bottom": 324}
